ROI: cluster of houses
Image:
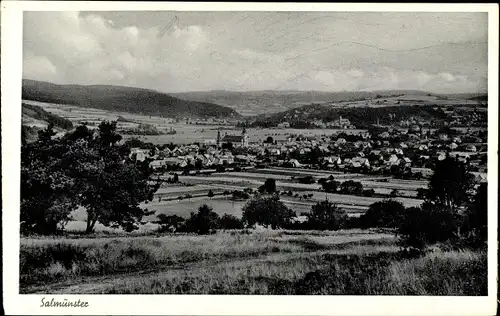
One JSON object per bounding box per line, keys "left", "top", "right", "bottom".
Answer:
{"left": 129, "top": 123, "right": 487, "bottom": 180}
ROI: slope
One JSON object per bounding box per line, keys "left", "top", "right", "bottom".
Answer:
{"left": 22, "top": 79, "right": 241, "bottom": 119}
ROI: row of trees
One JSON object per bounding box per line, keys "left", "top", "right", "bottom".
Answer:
{"left": 155, "top": 196, "right": 347, "bottom": 233}
{"left": 21, "top": 122, "right": 160, "bottom": 235}
{"left": 155, "top": 156, "right": 487, "bottom": 252}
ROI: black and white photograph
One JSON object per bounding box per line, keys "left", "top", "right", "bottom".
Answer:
{"left": 2, "top": 2, "right": 498, "bottom": 315}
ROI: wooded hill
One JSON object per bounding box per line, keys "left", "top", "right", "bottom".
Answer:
{"left": 22, "top": 79, "right": 241, "bottom": 119}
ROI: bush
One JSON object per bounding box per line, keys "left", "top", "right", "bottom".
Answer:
{"left": 258, "top": 178, "right": 277, "bottom": 194}
{"left": 398, "top": 203, "right": 460, "bottom": 251}
{"left": 216, "top": 165, "right": 226, "bottom": 173}
{"left": 321, "top": 180, "right": 340, "bottom": 193}
{"left": 184, "top": 205, "right": 220, "bottom": 235}
{"left": 339, "top": 180, "right": 363, "bottom": 195}
{"left": 360, "top": 199, "right": 405, "bottom": 229}
{"left": 362, "top": 189, "right": 375, "bottom": 197}
{"left": 219, "top": 214, "right": 243, "bottom": 230}
{"left": 242, "top": 195, "right": 296, "bottom": 229}
{"left": 231, "top": 190, "right": 250, "bottom": 200}
{"left": 462, "top": 183, "right": 487, "bottom": 246}
{"left": 297, "top": 175, "right": 315, "bottom": 184}
{"left": 154, "top": 214, "right": 185, "bottom": 233}
{"left": 306, "top": 200, "right": 347, "bottom": 230}
{"left": 416, "top": 188, "right": 427, "bottom": 199}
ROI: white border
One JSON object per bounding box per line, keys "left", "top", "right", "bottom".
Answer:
{"left": 2, "top": 2, "right": 498, "bottom": 315}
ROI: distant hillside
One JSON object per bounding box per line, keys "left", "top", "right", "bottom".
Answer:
{"left": 22, "top": 79, "right": 241, "bottom": 119}
{"left": 249, "top": 103, "right": 450, "bottom": 129}
{"left": 171, "top": 90, "right": 485, "bottom": 116}
{"left": 22, "top": 103, "right": 73, "bottom": 130}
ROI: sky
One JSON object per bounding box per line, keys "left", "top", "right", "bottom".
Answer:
{"left": 23, "top": 11, "right": 488, "bottom": 93}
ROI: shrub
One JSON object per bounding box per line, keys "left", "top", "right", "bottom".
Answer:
{"left": 258, "top": 178, "right": 277, "bottom": 194}
{"left": 207, "top": 190, "right": 215, "bottom": 198}
{"left": 360, "top": 199, "right": 405, "bottom": 228}
{"left": 398, "top": 203, "right": 460, "bottom": 251}
{"left": 154, "top": 214, "right": 185, "bottom": 233}
{"left": 462, "top": 182, "right": 487, "bottom": 246}
{"left": 297, "top": 176, "right": 315, "bottom": 184}
{"left": 184, "top": 205, "right": 220, "bottom": 235}
{"left": 321, "top": 180, "right": 340, "bottom": 193}
{"left": 242, "top": 195, "right": 296, "bottom": 229}
{"left": 362, "top": 189, "right": 375, "bottom": 197}
{"left": 232, "top": 190, "right": 250, "bottom": 200}
{"left": 219, "top": 214, "right": 244, "bottom": 230}
{"left": 306, "top": 200, "right": 347, "bottom": 230}
{"left": 339, "top": 180, "right": 363, "bottom": 195}
{"left": 416, "top": 188, "right": 427, "bottom": 199}
{"left": 216, "top": 165, "right": 226, "bottom": 173}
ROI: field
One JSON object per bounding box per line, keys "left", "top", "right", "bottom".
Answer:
{"left": 19, "top": 229, "right": 487, "bottom": 295}
{"left": 62, "top": 165, "right": 426, "bottom": 234}
{"left": 22, "top": 100, "right": 368, "bottom": 144}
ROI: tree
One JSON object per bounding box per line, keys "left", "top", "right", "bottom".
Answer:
{"left": 232, "top": 190, "right": 250, "bottom": 200}
{"left": 154, "top": 214, "right": 185, "bottom": 233}
{"left": 216, "top": 165, "right": 226, "bottom": 173}
{"left": 359, "top": 199, "right": 405, "bottom": 228}
{"left": 264, "top": 136, "right": 274, "bottom": 144}
{"left": 219, "top": 214, "right": 243, "bottom": 230}
{"left": 21, "top": 124, "right": 80, "bottom": 234}
{"left": 362, "top": 189, "right": 375, "bottom": 197}
{"left": 259, "top": 178, "right": 277, "bottom": 194}
{"left": 185, "top": 204, "right": 220, "bottom": 235}
{"left": 242, "top": 195, "right": 296, "bottom": 229}
{"left": 207, "top": 190, "right": 215, "bottom": 199}
{"left": 416, "top": 188, "right": 427, "bottom": 199}
{"left": 426, "top": 156, "right": 475, "bottom": 211}
{"left": 306, "top": 200, "right": 347, "bottom": 230}
{"left": 321, "top": 180, "right": 340, "bottom": 193}
{"left": 297, "top": 175, "right": 315, "bottom": 184}
{"left": 173, "top": 173, "right": 179, "bottom": 183}
{"left": 462, "top": 182, "right": 487, "bottom": 244}
{"left": 398, "top": 203, "right": 459, "bottom": 251}
{"left": 339, "top": 180, "right": 363, "bottom": 195}
{"left": 68, "top": 122, "right": 159, "bottom": 233}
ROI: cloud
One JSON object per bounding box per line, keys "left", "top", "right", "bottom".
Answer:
{"left": 23, "top": 11, "right": 487, "bottom": 93}
{"left": 23, "top": 55, "right": 57, "bottom": 81}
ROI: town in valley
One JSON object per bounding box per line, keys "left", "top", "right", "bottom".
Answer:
{"left": 18, "top": 10, "right": 490, "bottom": 297}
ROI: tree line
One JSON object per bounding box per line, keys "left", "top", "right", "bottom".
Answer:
{"left": 156, "top": 156, "right": 486, "bottom": 253}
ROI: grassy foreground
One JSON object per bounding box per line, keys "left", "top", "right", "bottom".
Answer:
{"left": 20, "top": 229, "right": 487, "bottom": 295}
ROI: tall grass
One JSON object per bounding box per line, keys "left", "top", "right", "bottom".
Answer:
{"left": 20, "top": 230, "right": 487, "bottom": 295}
{"left": 20, "top": 230, "right": 313, "bottom": 288}
{"left": 103, "top": 249, "right": 487, "bottom": 295}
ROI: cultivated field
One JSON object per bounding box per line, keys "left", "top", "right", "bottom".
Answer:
{"left": 20, "top": 229, "right": 487, "bottom": 295}
{"left": 22, "top": 100, "right": 368, "bottom": 144}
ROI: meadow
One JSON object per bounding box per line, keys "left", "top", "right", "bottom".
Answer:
{"left": 20, "top": 229, "right": 487, "bottom": 295}
{"left": 23, "top": 99, "right": 369, "bottom": 144}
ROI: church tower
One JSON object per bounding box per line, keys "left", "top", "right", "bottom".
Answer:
{"left": 216, "top": 128, "right": 221, "bottom": 149}
{"left": 241, "top": 127, "right": 249, "bottom": 147}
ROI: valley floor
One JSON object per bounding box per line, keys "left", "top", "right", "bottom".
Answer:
{"left": 20, "top": 229, "right": 487, "bottom": 295}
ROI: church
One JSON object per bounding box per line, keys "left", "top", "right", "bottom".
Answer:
{"left": 218, "top": 128, "right": 249, "bottom": 148}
